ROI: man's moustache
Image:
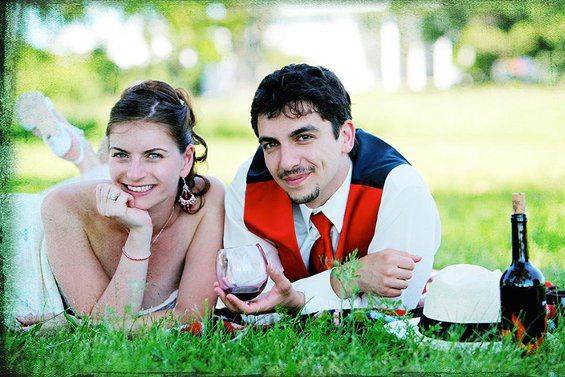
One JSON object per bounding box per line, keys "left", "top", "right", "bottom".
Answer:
{"left": 278, "top": 166, "right": 315, "bottom": 180}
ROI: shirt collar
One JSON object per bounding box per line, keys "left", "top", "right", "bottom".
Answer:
{"left": 299, "top": 161, "right": 352, "bottom": 233}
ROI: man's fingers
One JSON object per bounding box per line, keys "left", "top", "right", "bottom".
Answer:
{"left": 396, "top": 256, "right": 416, "bottom": 271}
{"left": 225, "top": 294, "right": 257, "bottom": 314}
{"left": 267, "top": 265, "right": 290, "bottom": 292}
{"left": 233, "top": 295, "right": 277, "bottom": 315}
{"left": 381, "top": 288, "right": 402, "bottom": 297}
{"left": 213, "top": 282, "right": 240, "bottom": 313}
{"left": 385, "top": 278, "right": 409, "bottom": 290}
{"left": 392, "top": 249, "right": 422, "bottom": 263}
{"left": 397, "top": 269, "right": 413, "bottom": 281}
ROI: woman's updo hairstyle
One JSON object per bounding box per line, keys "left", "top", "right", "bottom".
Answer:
{"left": 106, "top": 80, "right": 209, "bottom": 213}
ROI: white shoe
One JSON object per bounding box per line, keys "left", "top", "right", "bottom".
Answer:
{"left": 15, "top": 91, "right": 84, "bottom": 163}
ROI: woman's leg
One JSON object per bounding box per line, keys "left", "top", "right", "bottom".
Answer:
{"left": 15, "top": 92, "right": 106, "bottom": 175}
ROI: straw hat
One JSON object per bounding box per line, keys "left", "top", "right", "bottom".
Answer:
{"left": 385, "top": 264, "right": 503, "bottom": 351}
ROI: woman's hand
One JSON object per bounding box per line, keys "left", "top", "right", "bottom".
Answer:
{"left": 95, "top": 183, "right": 152, "bottom": 232}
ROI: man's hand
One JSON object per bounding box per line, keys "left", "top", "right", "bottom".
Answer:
{"left": 214, "top": 265, "right": 305, "bottom": 315}
{"left": 331, "top": 248, "right": 421, "bottom": 298}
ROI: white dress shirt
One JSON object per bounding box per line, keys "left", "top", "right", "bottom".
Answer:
{"left": 223, "top": 158, "right": 441, "bottom": 314}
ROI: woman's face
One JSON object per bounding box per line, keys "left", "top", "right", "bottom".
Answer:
{"left": 107, "top": 121, "right": 193, "bottom": 211}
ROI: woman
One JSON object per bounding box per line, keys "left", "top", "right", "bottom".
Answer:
{"left": 14, "top": 80, "right": 223, "bottom": 329}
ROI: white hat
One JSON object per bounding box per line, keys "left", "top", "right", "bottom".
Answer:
{"left": 385, "top": 264, "right": 503, "bottom": 351}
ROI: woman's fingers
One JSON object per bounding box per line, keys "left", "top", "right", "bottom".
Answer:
{"left": 98, "top": 184, "right": 113, "bottom": 215}
{"left": 96, "top": 183, "right": 129, "bottom": 217}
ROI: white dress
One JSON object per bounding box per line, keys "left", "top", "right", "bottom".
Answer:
{"left": 4, "top": 165, "right": 182, "bottom": 328}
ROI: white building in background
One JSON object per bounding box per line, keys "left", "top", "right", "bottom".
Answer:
{"left": 380, "top": 19, "right": 402, "bottom": 92}
{"left": 264, "top": 10, "right": 377, "bottom": 93}
{"left": 262, "top": 5, "right": 460, "bottom": 94}
{"left": 433, "top": 36, "right": 459, "bottom": 90}
{"left": 406, "top": 41, "right": 428, "bottom": 91}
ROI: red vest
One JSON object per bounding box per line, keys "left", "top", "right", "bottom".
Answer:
{"left": 244, "top": 129, "right": 408, "bottom": 282}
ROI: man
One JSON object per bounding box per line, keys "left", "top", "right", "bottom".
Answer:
{"left": 215, "top": 64, "right": 440, "bottom": 316}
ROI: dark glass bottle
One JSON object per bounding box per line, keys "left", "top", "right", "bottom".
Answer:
{"left": 500, "top": 193, "right": 547, "bottom": 353}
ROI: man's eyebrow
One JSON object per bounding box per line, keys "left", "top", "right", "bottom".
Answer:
{"left": 289, "top": 125, "right": 319, "bottom": 138}
{"left": 258, "top": 136, "right": 278, "bottom": 144}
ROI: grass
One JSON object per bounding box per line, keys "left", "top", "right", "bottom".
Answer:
{"left": 4, "top": 310, "right": 565, "bottom": 375}
{"left": 4, "top": 84, "right": 565, "bottom": 374}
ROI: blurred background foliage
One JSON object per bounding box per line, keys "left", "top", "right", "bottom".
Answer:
{"left": 414, "top": 0, "right": 565, "bottom": 82}
{"left": 10, "top": 1, "right": 564, "bottom": 138}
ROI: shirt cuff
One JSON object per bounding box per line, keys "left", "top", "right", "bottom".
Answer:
{"left": 294, "top": 269, "right": 367, "bottom": 315}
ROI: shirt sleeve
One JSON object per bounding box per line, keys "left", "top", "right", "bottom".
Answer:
{"left": 368, "top": 164, "right": 441, "bottom": 310}
{"left": 296, "top": 164, "right": 441, "bottom": 314}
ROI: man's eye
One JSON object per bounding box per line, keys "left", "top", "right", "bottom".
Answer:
{"left": 262, "top": 142, "right": 277, "bottom": 151}
{"left": 297, "top": 134, "right": 313, "bottom": 141}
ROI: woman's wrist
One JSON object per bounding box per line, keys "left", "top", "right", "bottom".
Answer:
{"left": 123, "top": 229, "right": 152, "bottom": 259}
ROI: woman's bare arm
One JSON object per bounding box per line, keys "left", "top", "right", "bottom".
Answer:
{"left": 173, "top": 176, "right": 224, "bottom": 320}
{"left": 42, "top": 185, "right": 150, "bottom": 318}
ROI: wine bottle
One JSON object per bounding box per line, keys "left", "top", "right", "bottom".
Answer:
{"left": 500, "top": 193, "right": 547, "bottom": 353}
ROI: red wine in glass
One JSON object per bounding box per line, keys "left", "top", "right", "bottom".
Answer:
{"left": 217, "top": 244, "right": 268, "bottom": 301}
{"left": 225, "top": 282, "right": 268, "bottom": 301}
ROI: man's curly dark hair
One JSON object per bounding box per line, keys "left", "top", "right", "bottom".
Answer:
{"left": 250, "top": 64, "right": 352, "bottom": 139}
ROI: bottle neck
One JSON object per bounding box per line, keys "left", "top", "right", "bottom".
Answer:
{"left": 511, "top": 213, "right": 529, "bottom": 263}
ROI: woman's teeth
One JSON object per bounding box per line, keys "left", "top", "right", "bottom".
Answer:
{"left": 127, "top": 185, "right": 154, "bottom": 192}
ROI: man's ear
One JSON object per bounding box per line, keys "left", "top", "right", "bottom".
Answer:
{"left": 339, "top": 120, "right": 356, "bottom": 154}
{"left": 180, "top": 144, "right": 195, "bottom": 178}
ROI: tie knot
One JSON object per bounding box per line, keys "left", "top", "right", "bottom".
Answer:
{"left": 310, "top": 211, "right": 333, "bottom": 235}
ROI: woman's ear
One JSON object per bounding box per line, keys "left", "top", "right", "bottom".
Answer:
{"left": 180, "top": 144, "right": 195, "bottom": 178}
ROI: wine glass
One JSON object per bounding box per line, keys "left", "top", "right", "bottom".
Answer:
{"left": 216, "top": 244, "right": 268, "bottom": 301}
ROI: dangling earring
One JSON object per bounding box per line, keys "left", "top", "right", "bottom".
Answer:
{"left": 178, "top": 178, "right": 197, "bottom": 211}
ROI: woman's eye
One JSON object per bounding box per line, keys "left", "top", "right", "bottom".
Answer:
{"left": 147, "top": 153, "right": 163, "bottom": 159}
{"left": 112, "top": 152, "right": 128, "bottom": 159}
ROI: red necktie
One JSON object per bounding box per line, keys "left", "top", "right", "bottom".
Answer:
{"left": 309, "top": 212, "right": 335, "bottom": 274}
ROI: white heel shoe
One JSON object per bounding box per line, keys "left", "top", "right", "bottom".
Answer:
{"left": 15, "top": 91, "right": 84, "bottom": 164}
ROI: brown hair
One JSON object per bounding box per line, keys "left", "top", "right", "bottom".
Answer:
{"left": 106, "top": 80, "right": 209, "bottom": 213}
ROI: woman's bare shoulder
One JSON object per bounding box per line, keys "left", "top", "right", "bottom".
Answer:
{"left": 41, "top": 179, "right": 109, "bottom": 218}
{"left": 205, "top": 175, "right": 225, "bottom": 197}
{"left": 201, "top": 175, "right": 225, "bottom": 208}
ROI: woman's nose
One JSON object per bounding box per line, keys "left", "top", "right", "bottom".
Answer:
{"left": 126, "top": 159, "right": 147, "bottom": 180}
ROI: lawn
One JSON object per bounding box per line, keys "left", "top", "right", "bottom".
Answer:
{"left": 4, "top": 84, "right": 565, "bottom": 375}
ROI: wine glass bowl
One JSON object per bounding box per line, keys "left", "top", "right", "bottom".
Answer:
{"left": 216, "top": 244, "right": 268, "bottom": 301}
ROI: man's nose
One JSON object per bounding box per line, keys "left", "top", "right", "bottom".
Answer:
{"left": 279, "top": 143, "right": 301, "bottom": 171}
{"left": 126, "top": 159, "right": 147, "bottom": 180}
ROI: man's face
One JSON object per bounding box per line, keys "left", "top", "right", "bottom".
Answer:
{"left": 257, "top": 109, "right": 354, "bottom": 208}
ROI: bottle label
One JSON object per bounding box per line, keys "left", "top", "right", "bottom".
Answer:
{"left": 501, "top": 285, "right": 547, "bottom": 353}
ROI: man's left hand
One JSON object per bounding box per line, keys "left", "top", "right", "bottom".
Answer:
{"left": 214, "top": 265, "right": 305, "bottom": 315}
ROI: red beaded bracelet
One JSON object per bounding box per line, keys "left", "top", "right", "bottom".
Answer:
{"left": 122, "top": 247, "right": 151, "bottom": 261}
